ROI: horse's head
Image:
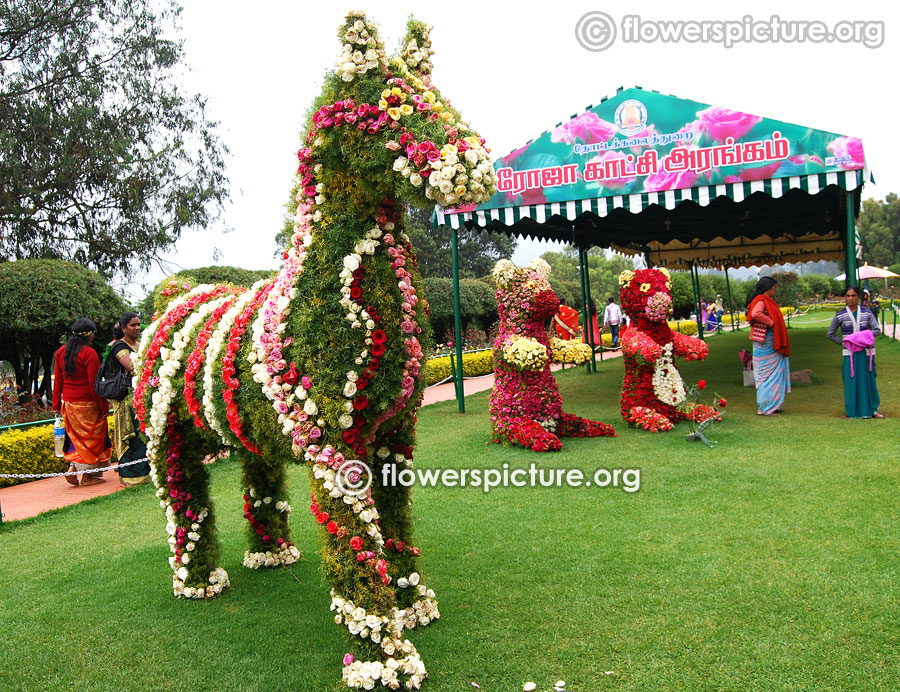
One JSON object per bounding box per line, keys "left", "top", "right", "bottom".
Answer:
{"left": 300, "top": 12, "right": 497, "bottom": 212}
{"left": 492, "top": 259, "right": 560, "bottom": 328}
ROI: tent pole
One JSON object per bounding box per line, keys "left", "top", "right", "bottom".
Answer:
{"left": 451, "top": 225, "right": 465, "bottom": 413}
{"left": 724, "top": 266, "right": 737, "bottom": 331}
{"left": 585, "top": 249, "right": 600, "bottom": 366}
{"left": 691, "top": 263, "right": 705, "bottom": 341}
{"left": 577, "top": 245, "right": 591, "bottom": 374}
{"left": 845, "top": 191, "right": 858, "bottom": 288}
{"left": 581, "top": 247, "right": 597, "bottom": 372}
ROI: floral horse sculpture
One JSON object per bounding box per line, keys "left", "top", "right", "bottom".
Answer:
{"left": 489, "top": 259, "right": 616, "bottom": 451}
{"left": 132, "top": 13, "right": 496, "bottom": 690}
{"left": 619, "top": 268, "right": 709, "bottom": 431}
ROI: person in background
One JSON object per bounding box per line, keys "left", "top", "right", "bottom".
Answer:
{"left": 705, "top": 299, "right": 718, "bottom": 332}
{"left": 52, "top": 318, "right": 111, "bottom": 486}
{"left": 102, "top": 320, "right": 123, "bottom": 362}
{"left": 603, "top": 296, "right": 623, "bottom": 348}
{"left": 826, "top": 286, "right": 883, "bottom": 419}
{"left": 108, "top": 312, "right": 152, "bottom": 486}
{"left": 553, "top": 297, "right": 580, "bottom": 341}
{"left": 747, "top": 277, "right": 791, "bottom": 416}
{"left": 582, "top": 299, "right": 601, "bottom": 351}
{"left": 715, "top": 294, "right": 725, "bottom": 332}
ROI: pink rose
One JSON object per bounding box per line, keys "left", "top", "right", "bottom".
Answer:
{"left": 643, "top": 167, "right": 699, "bottom": 193}
{"left": 723, "top": 161, "right": 782, "bottom": 183}
{"left": 826, "top": 136, "right": 865, "bottom": 169}
{"left": 551, "top": 112, "right": 617, "bottom": 144}
{"left": 343, "top": 654, "right": 355, "bottom": 666}
{"left": 697, "top": 106, "right": 762, "bottom": 143}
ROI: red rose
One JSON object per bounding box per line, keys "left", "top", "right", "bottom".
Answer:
{"left": 395, "top": 541, "right": 405, "bottom": 553}
{"left": 326, "top": 521, "right": 338, "bottom": 534}
{"left": 350, "top": 536, "right": 363, "bottom": 551}
{"left": 370, "top": 343, "right": 386, "bottom": 357}
{"left": 353, "top": 396, "right": 369, "bottom": 411}
{"left": 718, "top": 398, "right": 727, "bottom": 408}
{"left": 697, "top": 380, "right": 707, "bottom": 390}
{"left": 356, "top": 377, "right": 369, "bottom": 390}
{"left": 316, "top": 511, "right": 329, "bottom": 524}
{"left": 350, "top": 286, "right": 362, "bottom": 300}
{"left": 372, "top": 329, "right": 387, "bottom": 345}
{"left": 342, "top": 430, "right": 357, "bottom": 444}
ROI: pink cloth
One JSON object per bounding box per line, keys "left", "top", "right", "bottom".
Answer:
{"left": 843, "top": 330, "right": 874, "bottom": 377}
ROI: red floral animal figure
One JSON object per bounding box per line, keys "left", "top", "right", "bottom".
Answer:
{"left": 619, "top": 268, "right": 709, "bottom": 431}
{"left": 132, "top": 13, "right": 497, "bottom": 690}
{"left": 489, "top": 259, "right": 616, "bottom": 451}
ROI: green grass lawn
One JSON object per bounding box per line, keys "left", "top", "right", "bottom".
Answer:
{"left": 2, "top": 328, "right": 898, "bottom": 692}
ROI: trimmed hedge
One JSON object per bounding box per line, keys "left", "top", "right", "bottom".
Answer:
{"left": 0, "top": 424, "right": 66, "bottom": 489}
{"left": 425, "top": 349, "right": 495, "bottom": 386}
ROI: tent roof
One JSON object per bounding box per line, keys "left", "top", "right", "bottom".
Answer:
{"left": 436, "top": 87, "right": 868, "bottom": 268}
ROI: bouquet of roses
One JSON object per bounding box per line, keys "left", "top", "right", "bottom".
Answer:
{"left": 678, "top": 379, "right": 726, "bottom": 447}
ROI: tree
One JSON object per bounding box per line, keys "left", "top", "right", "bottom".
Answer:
{"left": 0, "top": 0, "right": 229, "bottom": 278}
{"left": 0, "top": 259, "right": 128, "bottom": 402}
{"left": 858, "top": 194, "right": 900, "bottom": 268}
{"left": 138, "top": 265, "right": 276, "bottom": 320}
{"left": 539, "top": 247, "right": 636, "bottom": 310}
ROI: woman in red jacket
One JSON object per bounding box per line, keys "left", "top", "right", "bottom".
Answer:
{"left": 52, "top": 318, "right": 112, "bottom": 486}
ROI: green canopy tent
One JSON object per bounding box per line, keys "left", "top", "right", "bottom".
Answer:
{"left": 434, "top": 86, "right": 869, "bottom": 411}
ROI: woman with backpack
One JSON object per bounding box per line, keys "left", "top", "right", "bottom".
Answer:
{"left": 106, "top": 312, "right": 151, "bottom": 486}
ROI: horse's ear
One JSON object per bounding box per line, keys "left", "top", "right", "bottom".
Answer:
{"left": 399, "top": 16, "right": 434, "bottom": 76}
{"left": 335, "top": 11, "right": 387, "bottom": 83}
{"left": 492, "top": 259, "right": 517, "bottom": 287}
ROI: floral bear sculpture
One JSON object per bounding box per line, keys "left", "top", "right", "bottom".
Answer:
{"left": 489, "top": 259, "right": 616, "bottom": 451}
{"left": 619, "top": 268, "right": 709, "bottom": 431}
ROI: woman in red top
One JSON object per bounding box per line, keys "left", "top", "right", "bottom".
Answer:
{"left": 52, "top": 318, "right": 111, "bottom": 486}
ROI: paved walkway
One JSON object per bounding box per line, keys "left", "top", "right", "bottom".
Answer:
{"left": 0, "top": 348, "right": 623, "bottom": 523}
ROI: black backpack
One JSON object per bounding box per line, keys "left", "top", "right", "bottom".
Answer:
{"left": 94, "top": 342, "right": 131, "bottom": 401}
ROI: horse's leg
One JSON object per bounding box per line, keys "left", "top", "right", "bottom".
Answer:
{"left": 236, "top": 448, "right": 299, "bottom": 569}
{"left": 369, "top": 415, "right": 437, "bottom": 626}
{"left": 150, "top": 422, "right": 230, "bottom": 599}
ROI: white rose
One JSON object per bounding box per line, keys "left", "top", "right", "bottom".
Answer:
{"left": 339, "top": 413, "right": 354, "bottom": 429}
{"left": 409, "top": 173, "right": 423, "bottom": 187}
{"left": 304, "top": 398, "right": 318, "bottom": 416}
{"left": 343, "top": 381, "right": 358, "bottom": 397}
{"left": 408, "top": 572, "right": 420, "bottom": 586}
{"left": 392, "top": 157, "right": 408, "bottom": 172}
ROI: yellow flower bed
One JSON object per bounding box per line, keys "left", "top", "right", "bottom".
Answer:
{"left": 0, "top": 424, "right": 66, "bottom": 489}
{"left": 549, "top": 338, "right": 593, "bottom": 364}
{"left": 425, "top": 349, "right": 495, "bottom": 386}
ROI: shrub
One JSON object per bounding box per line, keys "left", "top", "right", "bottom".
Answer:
{"left": 425, "top": 349, "right": 495, "bottom": 386}
{"left": 0, "top": 424, "right": 66, "bottom": 489}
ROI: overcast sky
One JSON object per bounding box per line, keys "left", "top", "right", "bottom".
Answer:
{"left": 126, "top": 1, "right": 897, "bottom": 300}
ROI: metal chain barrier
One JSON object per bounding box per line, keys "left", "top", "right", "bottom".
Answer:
{"left": 0, "top": 457, "right": 149, "bottom": 480}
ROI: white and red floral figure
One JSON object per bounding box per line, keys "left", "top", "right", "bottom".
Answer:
{"left": 619, "top": 268, "right": 709, "bottom": 431}
{"left": 132, "top": 12, "right": 496, "bottom": 690}
{"left": 489, "top": 259, "right": 616, "bottom": 452}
